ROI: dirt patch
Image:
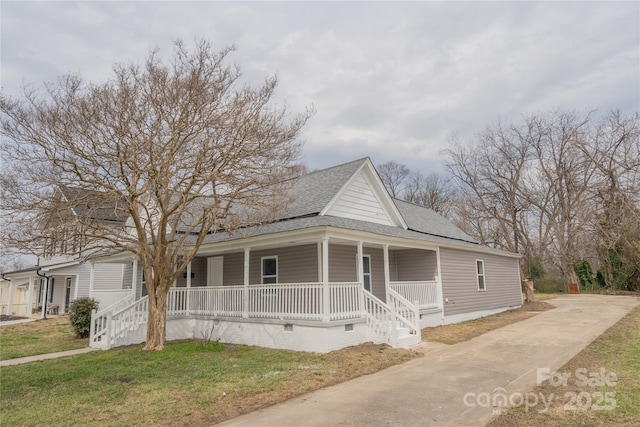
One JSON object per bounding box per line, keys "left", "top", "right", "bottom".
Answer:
{"left": 423, "top": 301, "right": 555, "bottom": 345}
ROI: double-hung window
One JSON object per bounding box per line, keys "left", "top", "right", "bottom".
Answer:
{"left": 262, "top": 256, "right": 278, "bottom": 284}
{"left": 476, "top": 260, "right": 486, "bottom": 291}
{"left": 362, "top": 255, "right": 372, "bottom": 292}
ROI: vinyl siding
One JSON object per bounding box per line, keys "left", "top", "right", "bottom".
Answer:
{"left": 250, "top": 244, "right": 318, "bottom": 284}
{"left": 328, "top": 245, "right": 357, "bottom": 283}
{"left": 222, "top": 252, "right": 244, "bottom": 286}
{"left": 392, "top": 249, "right": 437, "bottom": 282}
{"left": 440, "top": 248, "right": 522, "bottom": 316}
{"left": 45, "top": 263, "right": 124, "bottom": 299}
{"left": 324, "top": 172, "right": 393, "bottom": 226}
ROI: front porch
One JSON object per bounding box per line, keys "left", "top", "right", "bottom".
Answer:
{"left": 90, "top": 232, "right": 445, "bottom": 352}
{"left": 91, "top": 278, "right": 442, "bottom": 352}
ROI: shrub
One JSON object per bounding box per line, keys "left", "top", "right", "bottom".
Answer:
{"left": 68, "top": 297, "right": 99, "bottom": 338}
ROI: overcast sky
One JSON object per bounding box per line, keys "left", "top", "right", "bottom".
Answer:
{"left": 2, "top": 1, "right": 638, "bottom": 173}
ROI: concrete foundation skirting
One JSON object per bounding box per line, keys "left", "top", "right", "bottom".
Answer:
{"left": 166, "top": 317, "right": 375, "bottom": 353}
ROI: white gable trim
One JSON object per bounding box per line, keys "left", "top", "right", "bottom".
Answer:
{"left": 320, "top": 159, "right": 407, "bottom": 229}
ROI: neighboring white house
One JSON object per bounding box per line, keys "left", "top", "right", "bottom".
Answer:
{"left": 90, "top": 158, "right": 523, "bottom": 353}
{"left": 2, "top": 186, "right": 130, "bottom": 316}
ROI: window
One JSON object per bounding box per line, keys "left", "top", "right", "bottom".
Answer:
{"left": 476, "top": 260, "right": 486, "bottom": 291}
{"left": 48, "top": 278, "right": 55, "bottom": 303}
{"left": 262, "top": 257, "right": 277, "bottom": 284}
{"left": 362, "top": 255, "right": 371, "bottom": 292}
{"left": 141, "top": 271, "right": 147, "bottom": 297}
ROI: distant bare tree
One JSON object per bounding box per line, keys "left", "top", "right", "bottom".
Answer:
{"left": 445, "top": 110, "right": 608, "bottom": 288}
{"left": 404, "top": 171, "right": 455, "bottom": 216}
{"left": 377, "top": 161, "right": 410, "bottom": 198}
{"left": 576, "top": 111, "right": 640, "bottom": 290}
{"left": 445, "top": 120, "right": 530, "bottom": 255}
{"left": 0, "top": 39, "right": 312, "bottom": 350}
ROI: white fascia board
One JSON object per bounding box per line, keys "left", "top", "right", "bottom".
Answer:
{"left": 40, "top": 260, "right": 82, "bottom": 272}
{"left": 195, "top": 228, "right": 330, "bottom": 256}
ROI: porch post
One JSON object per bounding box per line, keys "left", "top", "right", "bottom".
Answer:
{"left": 26, "top": 276, "right": 34, "bottom": 316}
{"left": 384, "top": 244, "right": 398, "bottom": 347}
{"left": 322, "top": 237, "right": 330, "bottom": 322}
{"left": 131, "top": 258, "right": 138, "bottom": 298}
{"left": 7, "top": 279, "right": 15, "bottom": 315}
{"left": 89, "top": 261, "right": 95, "bottom": 298}
{"left": 186, "top": 261, "right": 192, "bottom": 316}
{"left": 73, "top": 274, "right": 80, "bottom": 300}
{"left": 435, "top": 247, "right": 445, "bottom": 320}
{"left": 383, "top": 245, "right": 390, "bottom": 303}
{"left": 243, "top": 247, "right": 250, "bottom": 318}
{"left": 357, "top": 241, "right": 364, "bottom": 315}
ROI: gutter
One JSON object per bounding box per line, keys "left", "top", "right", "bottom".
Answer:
{"left": 35, "top": 267, "right": 51, "bottom": 320}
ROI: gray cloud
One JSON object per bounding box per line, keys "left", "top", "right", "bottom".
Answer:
{"left": 2, "top": 1, "right": 637, "bottom": 174}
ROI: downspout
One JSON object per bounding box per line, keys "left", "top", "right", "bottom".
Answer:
{"left": 36, "top": 267, "right": 50, "bottom": 320}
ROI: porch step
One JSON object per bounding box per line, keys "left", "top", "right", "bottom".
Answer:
{"left": 397, "top": 332, "right": 421, "bottom": 348}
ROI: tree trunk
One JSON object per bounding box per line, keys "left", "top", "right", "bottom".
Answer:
{"left": 144, "top": 291, "right": 167, "bottom": 351}
{"left": 522, "top": 280, "right": 535, "bottom": 303}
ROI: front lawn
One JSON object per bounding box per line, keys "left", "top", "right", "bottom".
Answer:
{"left": 0, "top": 317, "right": 87, "bottom": 360}
{"left": 0, "top": 341, "right": 421, "bottom": 426}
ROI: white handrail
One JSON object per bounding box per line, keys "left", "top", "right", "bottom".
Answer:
{"left": 388, "top": 288, "right": 420, "bottom": 336}
{"left": 362, "top": 289, "right": 394, "bottom": 345}
{"left": 90, "top": 296, "right": 148, "bottom": 349}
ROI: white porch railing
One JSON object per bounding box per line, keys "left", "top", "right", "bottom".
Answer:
{"left": 390, "top": 280, "right": 440, "bottom": 310}
{"left": 330, "top": 282, "right": 362, "bottom": 320}
{"left": 91, "top": 282, "right": 422, "bottom": 350}
{"left": 248, "top": 283, "right": 323, "bottom": 320}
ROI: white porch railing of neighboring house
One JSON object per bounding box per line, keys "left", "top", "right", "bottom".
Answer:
{"left": 390, "top": 280, "right": 441, "bottom": 310}
{"left": 90, "top": 290, "right": 133, "bottom": 311}
{"left": 91, "top": 282, "right": 426, "bottom": 350}
{"left": 90, "top": 296, "right": 147, "bottom": 349}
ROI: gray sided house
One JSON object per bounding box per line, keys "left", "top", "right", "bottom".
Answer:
{"left": 91, "top": 158, "right": 523, "bottom": 352}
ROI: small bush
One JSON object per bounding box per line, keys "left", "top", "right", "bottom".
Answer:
{"left": 68, "top": 297, "right": 99, "bottom": 338}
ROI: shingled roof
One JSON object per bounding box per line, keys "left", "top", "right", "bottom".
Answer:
{"left": 191, "top": 158, "right": 487, "bottom": 250}
{"left": 58, "top": 186, "right": 128, "bottom": 222}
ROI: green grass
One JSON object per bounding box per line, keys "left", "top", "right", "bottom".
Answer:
{"left": 0, "top": 341, "right": 420, "bottom": 426}
{"left": 0, "top": 317, "right": 87, "bottom": 360}
{"left": 491, "top": 305, "right": 640, "bottom": 427}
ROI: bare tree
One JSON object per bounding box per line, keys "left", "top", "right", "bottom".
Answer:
{"left": 445, "top": 120, "right": 530, "bottom": 255}
{"left": 377, "top": 161, "right": 410, "bottom": 198}
{"left": 0, "top": 39, "right": 311, "bottom": 350}
{"left": 404, "top": 171, "right": 455, "bottom": 216}
{"left": 576, "top": 111, "right": 640, "bottom": 290}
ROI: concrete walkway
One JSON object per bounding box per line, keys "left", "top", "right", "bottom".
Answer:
{"left": 217, "top": 294, "right": 639, "bottom": 427}
{"left": 0, "top": 347, "right": 98, "bottom": 367}
{"left": 0, "top": 318, "right": 37, "bottom": 327}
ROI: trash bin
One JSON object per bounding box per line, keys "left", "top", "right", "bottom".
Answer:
{"left": 568, "top": 283, "right": 579, "bottom": 294}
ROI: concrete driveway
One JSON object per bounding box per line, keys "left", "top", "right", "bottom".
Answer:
{"left": 217, "top": 294, "right": 639, "bottom": 427}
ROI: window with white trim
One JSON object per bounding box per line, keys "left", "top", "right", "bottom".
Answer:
{"left": 262, "top": 256, "right": 278, "bottom": 284}
{"left": 362, "top": 255, "right": 372, "bottom": 292}
{"left": 476, "top": 260, "right": 486, "bottom": 291}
